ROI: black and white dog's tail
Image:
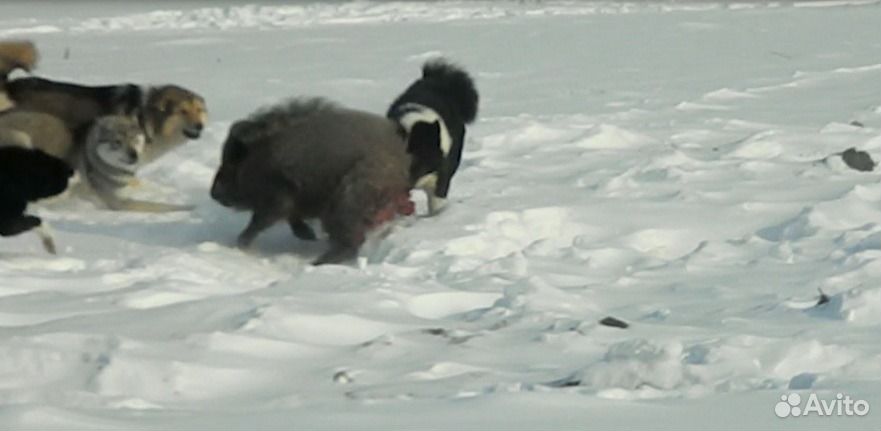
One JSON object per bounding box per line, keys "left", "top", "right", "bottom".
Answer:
{"left": 387, "top": 58, "right": 479, "bottom": 215}
{"left": 419, "top": 59, "right": 479, "bottom": 125}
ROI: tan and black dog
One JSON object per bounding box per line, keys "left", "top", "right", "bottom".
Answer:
{"left": 2, "top": 77, "right": 207, "bottom": 163}
{"left": 0, "top": 40, "right": 204, "bottom": 212}
{"left": 1, "top": 39, "right": 206, "bottom": 162}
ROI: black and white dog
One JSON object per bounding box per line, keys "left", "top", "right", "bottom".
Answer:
{"left": 387, "top": 59, "right": 478, "bottom": 215}
{"left": 0, "top": 146, "right": 73, "bottom": 254}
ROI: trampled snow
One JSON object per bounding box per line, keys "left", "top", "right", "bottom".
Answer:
{"left": 1, "top": 1, "right": 880, "bottom": 429}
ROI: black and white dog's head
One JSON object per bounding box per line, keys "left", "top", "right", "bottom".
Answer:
{"left": 387, "top": 59, "right": 478, "bottom": 215}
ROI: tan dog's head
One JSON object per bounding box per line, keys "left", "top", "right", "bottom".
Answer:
{"left": 145, "top": 85, "right": 207, "bottom": 141}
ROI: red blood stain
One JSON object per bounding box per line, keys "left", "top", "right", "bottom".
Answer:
{"left": 368, "top": 190, "right": 415, "bottom": 230}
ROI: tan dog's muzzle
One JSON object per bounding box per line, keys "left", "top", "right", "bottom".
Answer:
{"left": 183, "top": 123, "right": 203, "bottom": 139}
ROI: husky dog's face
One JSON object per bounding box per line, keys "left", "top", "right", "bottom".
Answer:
{"left": 91, "top": 116, "right": 146, "bottom": 171}
{"left": 148, "top": 85, "right": 208, "bottom": 141}
{"left": 395, "top": 103, "right": 461, "bottom": 215}
{"left": 94, "top": 134, "right": 144, "bottom": 171}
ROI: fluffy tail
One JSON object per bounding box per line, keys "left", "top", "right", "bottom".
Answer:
{"left": 0, "top": 40, "right": 38, "bottom": 82}
{"left": 422, "top": 59, "right": 479, "bottom": 124}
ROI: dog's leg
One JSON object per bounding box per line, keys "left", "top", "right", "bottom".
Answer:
{"left": 237, "top": 210, "right": 281, "bottom": 249}
{"left": 289, "top": 217, "right": 317, "bottom": 241}
{"left": 0, "top": 215, "right": 56, "bottom": 254}
{"left": 34, "top": 222, "right": 57, "bottom": 254}
{"left": 426, "top": 193, "right": 447, "bottom": 216}
{"left": 414, "top": 173, "right": 447, "bottom": 216}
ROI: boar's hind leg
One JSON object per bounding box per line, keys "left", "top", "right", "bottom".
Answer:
{"left": 313, "top": 243, "right": 359, "bottom": 266}
{"left": 314, "top": 164, "right": 385, "bottom": 265}
{"left": 315, "top": 210, "right": 365, "bottom": 265}
{"left": 289, "top": 217, "right": 317, "bottom": 241}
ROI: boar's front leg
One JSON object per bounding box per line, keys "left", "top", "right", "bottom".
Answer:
{"left": 237, "top": 210, "right": 282, "bottom": 249}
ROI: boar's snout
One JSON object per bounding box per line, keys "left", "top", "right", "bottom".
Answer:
{"left": 210, "top": 174, "right": 234, "bottom": 207}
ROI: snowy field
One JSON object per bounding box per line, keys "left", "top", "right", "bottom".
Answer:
{"left": 2, "top": 1, "right": 881, "bottom": 429}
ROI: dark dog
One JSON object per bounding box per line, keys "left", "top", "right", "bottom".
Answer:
{"left": 211, "top": 98, "right": 414, "bottom": 265}
{"left": 0, "top": 146, "right": 74, "bottom": 253}
{"left": 387, "top": 59, "right": 479, "bottom": 214}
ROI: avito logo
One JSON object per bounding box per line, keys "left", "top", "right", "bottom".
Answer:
{"left": 775, "top": 393, "right": 870, "bottom": 418}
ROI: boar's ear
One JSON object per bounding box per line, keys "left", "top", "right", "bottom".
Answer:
{"left": 228, "top": 120, "right": 256, "bottom": 140}
{"left": 222, "top": 120, "right": 258, "bottom": 161}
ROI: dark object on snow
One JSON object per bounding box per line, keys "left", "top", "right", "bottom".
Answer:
{"left": 545, "top": 375, "right": 582, "bottom": 388}
{"left": 816, "top": 289, "right": 830, "bottom": 307}
{"left": 0, "top": 146, "right": 73, "bottom": 253}
{"left": 387, "top": 58, "right": 479, "bottom": 215}
{"left": 422, "top": 328, "right": 447, "bottom": 336}
{"left": 849, "top": 120, "right": 864, "bottom": 128}
{"left": 841, "top": 148, "right": 875, "bottom": 172}
{"left": 599, "top": 316, "right": 630, "bottom": 329}
{"left": 332, "top": 370, "right": 353, "bottom": 384}
{"left": 210, "top": 97, "right": 414, "bottom": 265}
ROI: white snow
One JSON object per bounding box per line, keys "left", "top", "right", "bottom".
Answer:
{"left": 1, "top": 1, "right": 881, "bottom": 429}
